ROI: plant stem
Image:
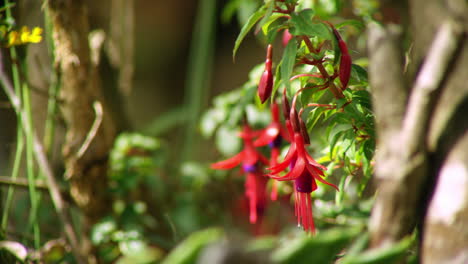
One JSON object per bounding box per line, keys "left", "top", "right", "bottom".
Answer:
{"left": 43, "top": 6, "right": 60, "bottom": 155}
{"left": 1, "top": 128, "right": 24, "bottom": 229}
{"left": 0, "top": 50, "right": 85, "bottom": 264}
{"left": 181, "top": 0, "right": 217, "bottom": 162}
{"left": 23, "top": 82, "right": 41, "bottom": 249}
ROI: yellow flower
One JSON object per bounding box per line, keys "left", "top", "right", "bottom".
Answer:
{"left": 4, "top": 26, "right": 43, "bottom": 47}
{"left": 29, "top": 27, "right": 43, "bottom": 43}
{"left": 7, "top": 31, "right": 21, "bottom": 46}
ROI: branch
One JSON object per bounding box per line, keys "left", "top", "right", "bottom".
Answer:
{"left": 402, "top": 19, "right": 464, "bottom": 155}
{"left": 0, "top": 51, "right": 86, "bottom": 264}
{"left": 367, "top": 23, "right": 407, "bottom": 142}
{"left": 368, "top": 19, "right": 464, "bottom": 247}
{"left": 76, "top": 101, "right": 103, "bottom": 159}
{"left": 0, "top": 176, "right": 49, "bottom": 191}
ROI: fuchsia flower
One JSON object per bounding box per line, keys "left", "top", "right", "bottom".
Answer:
{"left": 254, "top": 103, "right": 289, "bottom": 200}
{"left": 211, "top": 125, "right": 269, "bottom": 224}
{"left": 267, "top": 109, "right": 338, "bottom": 233}
{"left": 258, "top": 44, "right": 274, "bottom": 104}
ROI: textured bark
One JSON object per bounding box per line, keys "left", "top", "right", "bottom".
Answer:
{"left": 47, "top": 0, "right": 117, "bottom": 223}
{"left": 423, "top": 132, "right": 468, "bottom": 264}
{"left": 367, "top": 0, "right": 468, "bottom": 261}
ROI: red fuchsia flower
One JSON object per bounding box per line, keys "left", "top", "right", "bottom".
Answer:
{"left": 267, "top": 111, "right": 338, "bottom": 233}
{"left": 211, "top": 124, "right": 269, "bottom": 224}
{"left": 258, "top": 44, "right": 274, "bottom": 104}
{"left": 254, "top": 103, "right": 290, "bottom": 200}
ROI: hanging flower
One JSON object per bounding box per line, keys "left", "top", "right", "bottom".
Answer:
{"left": 254, "top": 103, "right": 290, "bottom": 200}
{"left": 211, "top": 124, "right": 269, "bottom": 224}
{"left": 267, "top": 114, "right": 338, "bottom": 232}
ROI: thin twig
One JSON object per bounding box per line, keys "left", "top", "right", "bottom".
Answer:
{"left": 0, "top": 50, "right": 85, "bottom": 264}
{"left": 0, "top": 176, "right": 49, "bottom": 191}
{"left": 76, "top": 101, "right": 103, "bottom": 159}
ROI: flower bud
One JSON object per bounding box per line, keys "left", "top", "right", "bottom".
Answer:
{"left": 281, "top": 89, "right": 291, "bottom": 120}
{"left": 258, "top": 44, "right": 273, "bottom": 103}
{"left": 299, "top": 117, "right": 310, "bottom": 145}
{"left": 289, "top": 107, "right": 300, "bottom": 132}
{"left": 282, "top": 29, "right": 292, "bottom": 47}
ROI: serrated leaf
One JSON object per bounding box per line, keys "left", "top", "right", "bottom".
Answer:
{"left": 289, "top": 10, "right": 331, "bottom": 39}
{"left": 233, "top": 6, "right": 266, "bottom": 59}
{"left": 281, "top": 39, "right": 298, "bottom": 91}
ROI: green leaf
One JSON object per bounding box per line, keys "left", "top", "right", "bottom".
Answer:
{"left": 289, "top": 10, "right": 331, "bottom": 39}
{"left": 336, "top": 19, "right": 366, "bottom": 32}
{"left": 306, "top": 107, "right": 325, "bottom": 130}
{"left": 349, "top": 64, "right": 368, "bottom": 86}
{"left": 161, "top": 228, "right": 223, "bottom": 264}
{"left": 272, "top": 228, "right": 361, "bottom": 264}
{"left": 281, "top": 39, "right": 298, "bottom": 91}
{"left": 255, "top": 1, "right": 275, "bottom": 34}
{"left": 329, "top": 124, "right": 352, "bottom": 159}
{"left": 331, "top": 28, "right": 341, "bottom": 66}
{"left": 92, "top": 218, "right": 117, "bottom": 245}
{"left": 261, "top": 13, "right": 287, "bottom": 35}
{"left": 215, "top": 125, "right": 242, "bottom": 156}
{"left": 233, "top": 6, "right": 266, "bottom": 59}
{"left": 270, "top": 60, "right": 283, "bottom": 102}
{"left": 200, "top": 108, "right": 227, "bottom": 137}
{"left": 341, "top": 236, "right": 413, "bottom": 264}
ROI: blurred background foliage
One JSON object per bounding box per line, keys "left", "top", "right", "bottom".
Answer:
{"left": 0, "top": 0, "right": 417, "bottom": 263}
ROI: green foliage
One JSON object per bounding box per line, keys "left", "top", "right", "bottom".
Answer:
{"left": 289, "top": 10, "right": 330, "bottom": 39}
{"left": 161, "top": 228, "right": 224, "bottom": 264}
{"left": 272, "top": 228, "right": 361, "bottom": 264}
{"left": 109, "top": 133, "right": 164, "bottom": 194}
{"left": 281, "top": 39, "right": 298, "bottom": 91}
{"left": 341, "top": 235, "right": 415, "bottom": 264}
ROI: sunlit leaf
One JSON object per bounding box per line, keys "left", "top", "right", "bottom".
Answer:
{"left": 281, "top": 38, "right": 298, "bottom": 91}
{"left": 161, "top": 228, "right": 223, "bottom": 264}
{"left": 233, "top": 6, "right": 267, "bottom": 59}
{"left": 289, "top": 9, "right": 330, "bottom": 40}
{"left": 272, "top": 228, "right": 361, "bottom": 264}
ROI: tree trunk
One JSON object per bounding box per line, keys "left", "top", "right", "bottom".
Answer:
{"left": 47, "top": 0, "right": 117, "bottom": 248}
{"left": 367, "top": 0, "right": 468, "bottom": 261}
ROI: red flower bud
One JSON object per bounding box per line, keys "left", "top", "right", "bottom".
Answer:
{"left": 339, "top": 53, "right": 351, "bottom": 90}
{"left": 299, "top": 117, "right": 310, "bottom": 145}
{"left": 281, "top": 89, "right": 290, "bottom": 120}
{"left": 282, "top": 29, "right": 292, "bottom": 47}
{"left": 258, "top": 44, "right": 273, "bottom": 104}
{"left": 289, "top": 107, "right": 300, "bottom": 133}
{"left": 331, "top": 26, "right": 351, "bottom": 90}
